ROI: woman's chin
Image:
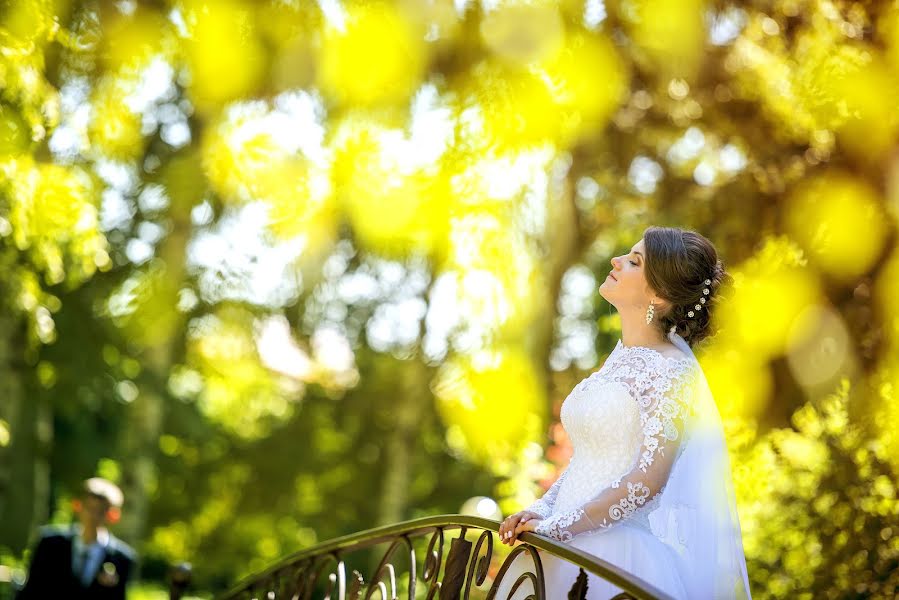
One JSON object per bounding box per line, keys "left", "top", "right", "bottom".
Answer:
{"left": 598, "top": 287, "right": 617, "bottom": 305}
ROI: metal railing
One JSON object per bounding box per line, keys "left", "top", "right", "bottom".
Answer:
{"left": 216, "top": 515, "right": 676, "bottom": 600}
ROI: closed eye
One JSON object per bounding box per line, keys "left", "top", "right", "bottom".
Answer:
{"left": 629, "top": 260, "right": 638, "bottom": 266}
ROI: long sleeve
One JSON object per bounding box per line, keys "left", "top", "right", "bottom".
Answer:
{"left": 534, "top": 362, "right": 696, "bottom": 542}
{"left": 523, "top": 466, "right": 569, "bottom": 518}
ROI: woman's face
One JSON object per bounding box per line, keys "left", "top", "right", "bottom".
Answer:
{"left": 599, "top": 238, "right": 652, "bottom": 309}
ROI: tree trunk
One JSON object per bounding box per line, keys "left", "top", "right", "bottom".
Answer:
{"left": 375, "top": 358, "right": 430, "bottom": 527}
{"left": 0, "top": 379, "right": 53, "bottom": 553}
{"left": 0, "top": 312, "right": 23, "bottom": 544}
{"left": 116, "top": 150, "right": 200, "bottom": 554}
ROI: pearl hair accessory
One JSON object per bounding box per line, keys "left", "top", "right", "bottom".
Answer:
{"left": 687, "top": 279, "right": 712, "bottom": 318}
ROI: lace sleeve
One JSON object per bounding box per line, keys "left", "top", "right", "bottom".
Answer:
{"left": 523, "top": 466, "right": 568, "bottom": 519}
{"left": 534, "top": 359, "right": 696, "bottom": 542}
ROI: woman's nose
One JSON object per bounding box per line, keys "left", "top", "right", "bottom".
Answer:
{"left": 610, "top": 256, "right": 619, "bottom": 268}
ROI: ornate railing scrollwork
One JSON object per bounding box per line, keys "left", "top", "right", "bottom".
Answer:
{"left": 216, "top": 515, "right": 677, "bottom": 600}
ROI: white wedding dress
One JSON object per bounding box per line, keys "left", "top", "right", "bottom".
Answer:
{"left": 493, "top": 337, "right": 752, "bottom": 599}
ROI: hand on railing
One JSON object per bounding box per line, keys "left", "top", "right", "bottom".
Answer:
{"left": 498, "top": 510, "right": 543, "bottom": 545}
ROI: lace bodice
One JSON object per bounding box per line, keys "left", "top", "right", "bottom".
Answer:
{"left": 525, "top": 340, "right": 699, "bottom": 542}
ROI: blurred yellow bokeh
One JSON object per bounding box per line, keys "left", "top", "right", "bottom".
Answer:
{"left": 618, "top": 0, "right": 706, "bottom": 79}
{"left": 480, "top": 2, "right": 565, "bottom": 65}
{"left": 0, "top": 0, "right": 54, "bottom": 48}
{"left": 700, "top": 348, "right": 773, "bottom": 419}
{"left": 187, "top": 307, "right": 297, "bottom": 439}
{"left": 5, "top": 158, "right": 106, "bottom": 285}
{"left": 873, "top": 246, "right": 899, "bottom": 472}
{"left": 432, "top": 347, "right": 546, "bottom": 465}
{"left": 880, "top": 4, "right": 899, "bottom": 73}
{"left": 721, "top": 266, "right": 820, "bottom": 358}
{"left": 0, "top": 105, "right": 31, "bottom": 156}
{"left": 784, "top": 171, "right": 888, "bottom": 283}
{"left": 827, "top": 52, "right": 899, "bottom": 162}
{"left": 332, "top": 116, "right": 450, "bottom": 258}
{"left": 536, "top": 31, "right": 629, "bottom": 146}
{"left": 88, "top": 76, "right": 146, "bottom": 161}
{"left": 317, "top": 2, "right": 427, "bottom": 108}
{"left": 101, "top": 6, "right": 173, "bottom": 72}
{"left": 785, "top": 304, "right": 855, "bottom": 392}
{"left": 459, "top": 60, "right": 561, "bottom": 150}
{"left": 443, "top": 213, "right": 546, "bottom": 337}
{"left": 180, "top": 0, "right": 267, "bottom": 110}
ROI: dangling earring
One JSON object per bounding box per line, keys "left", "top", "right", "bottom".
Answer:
{"left": 645, "top": 300, "right": 655, "bottom": 325}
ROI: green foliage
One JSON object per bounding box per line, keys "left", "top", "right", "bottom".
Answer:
{"left": 733, "top": 380, "right": 899, "bottom": 597}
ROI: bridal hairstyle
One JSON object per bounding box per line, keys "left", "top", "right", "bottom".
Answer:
{"left": 642, "top": 226, "right": 732, "bottom": 347}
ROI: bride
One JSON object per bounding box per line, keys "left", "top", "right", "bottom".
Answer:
{"left": 495, "top": 226, "right": 752, "bottom": 599}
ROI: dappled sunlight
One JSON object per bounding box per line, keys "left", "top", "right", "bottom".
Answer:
{"left": 332, "top": 113, "right": 451, "bottom": 258}
{"left": 3, "top": 158, "right": 108, "bottom": 285}
{"left": 535, "top": 30, "right": 629, "bottom": 146}
{"left": 785, "top": 171, "right": 888, "bottom": 283}
{"left": 202, "top": 94, "right": 329, "bottom": 202}
{"left": 732, "top": 8, "right": 899, "bottom": 161}
{"left": 99, "top": 5, "right": 175, "bottom": 73}
{"left": 200, "top": 92, "right": 338, "bottom": 254}
{"left": 785, "top": 304, "right": 856, "bottom": 393}
{"left": 432, "top": 347, "right": 546, "bottom": 466}
{"left": 446, "top": 146, "right": 555, "bottom": 207}
{"left": 185, "top": 307, "right": 301, "bottom": 440}
{"left": 457, "top": 60, "right": 560, "bottom": 150}
{"left": 177, "top": 0, "right": 267, "bottom": 111}
{"left": 0, "top": 1, "right": 60, "bottom": 145}
{"left": 480, "top": 2, "right": 565, "bottom": 65}
{"left": 729, "top": 380, "right": 899, "bottom": 593}
{"left": 618, "top": 0, "right": 706, "bottom": 80}
{"left": 699, "top": 349, "right": 773, "bottom": 421}
{"left": 718, "top": 264, "right": 820, "bottom": 360}
{"left": 442, "top": 212, "right": 547, "bottom": 341}
{"left": 88, "top": 75, "right": 147, "bottom": 161}
{"left": 317, "top": 1, "right": 428, "bottom": 108}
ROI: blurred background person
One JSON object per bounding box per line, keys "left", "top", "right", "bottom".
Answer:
{"left": 16, "top": 477, "right": 136, "bottom": 599}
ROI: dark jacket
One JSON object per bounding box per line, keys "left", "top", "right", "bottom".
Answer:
{"left": 16, "top": 524, "right": 137, "bottom": 600}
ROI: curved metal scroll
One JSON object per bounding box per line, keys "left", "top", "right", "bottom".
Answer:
{"left": 216, "top": 515, "right": 674, "bottom": 600}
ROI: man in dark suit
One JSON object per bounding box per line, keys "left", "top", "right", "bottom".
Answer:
{"left": 17, "top": 477, "right": 137, "bottom": 599}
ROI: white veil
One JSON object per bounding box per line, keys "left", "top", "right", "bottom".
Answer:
{"left": 647, "top": 330, "right": 753, "bottom": 599}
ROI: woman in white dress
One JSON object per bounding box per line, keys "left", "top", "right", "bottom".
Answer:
{"left": 495, "top": 226, "right": 752, "bottom": 599}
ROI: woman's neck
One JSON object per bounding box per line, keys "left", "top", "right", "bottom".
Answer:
{"left": 620, "top": 310, "right": 667, "bottom": 349}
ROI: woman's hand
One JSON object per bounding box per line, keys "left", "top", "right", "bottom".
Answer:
{"left": 514, "top": 517, "right": 540, "bottom": 536}
{"left": 499, "top": 511, "right": 542, "bottom": 545}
